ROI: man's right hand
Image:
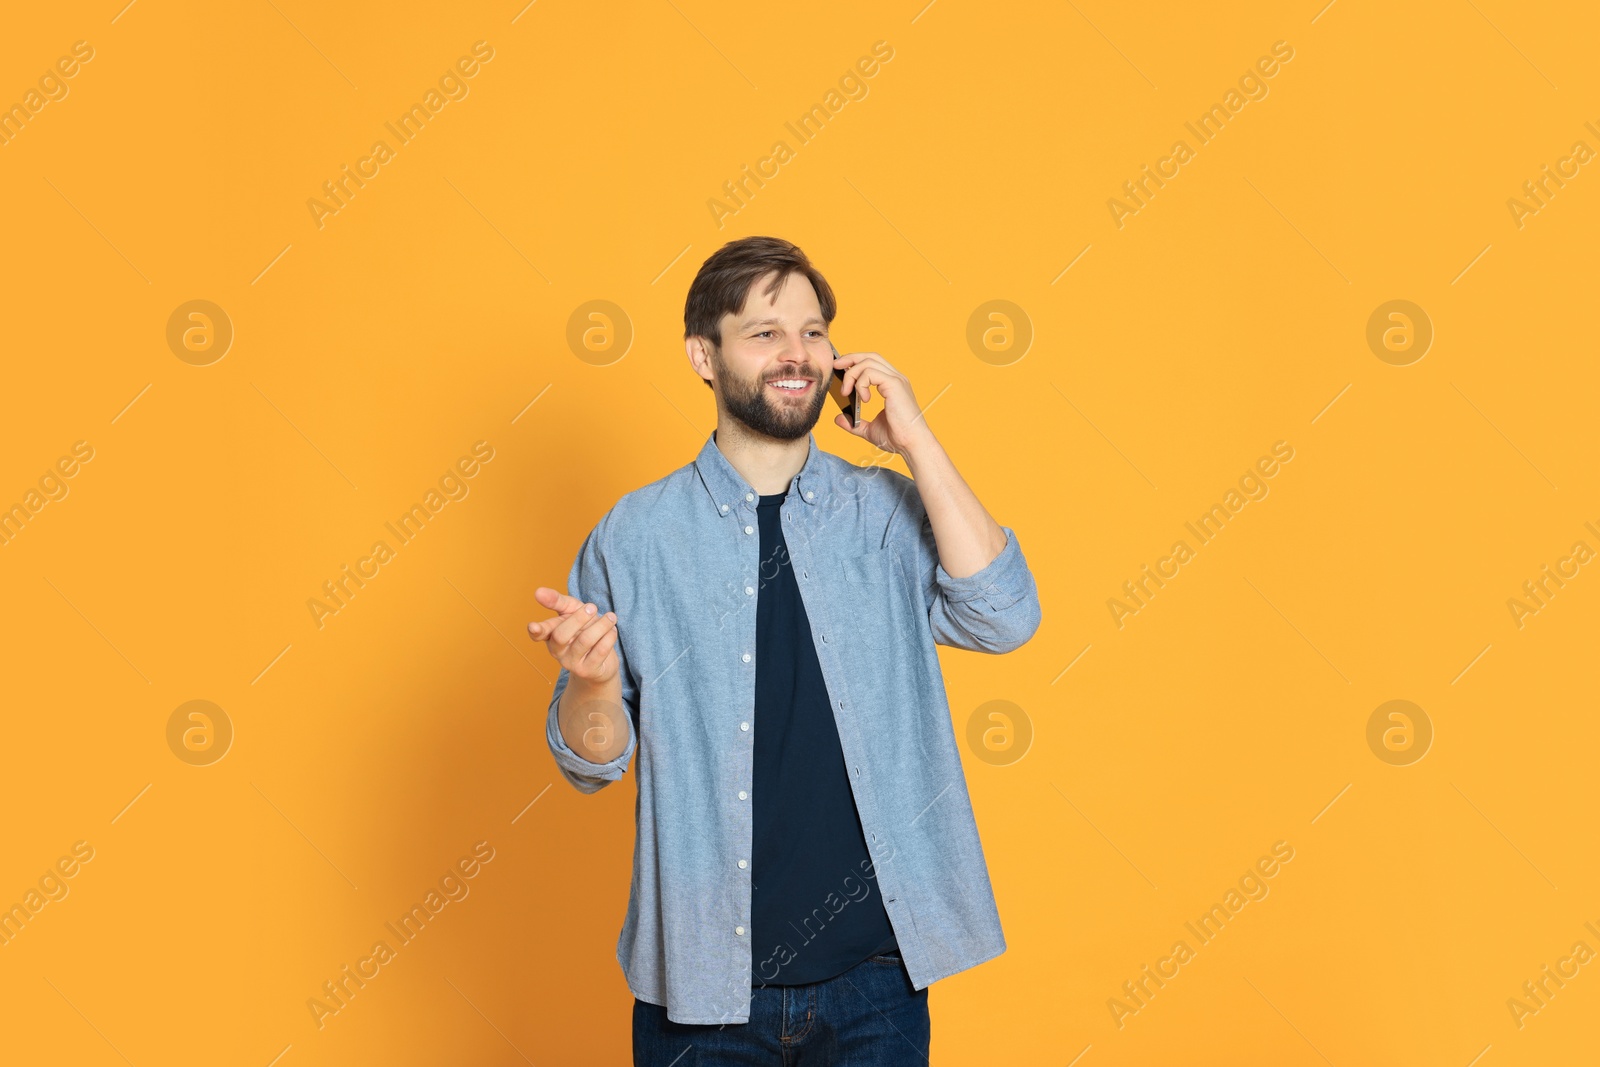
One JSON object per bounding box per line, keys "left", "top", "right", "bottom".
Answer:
{"left": 529, "top": 586, "right": 620, "bottom": 685}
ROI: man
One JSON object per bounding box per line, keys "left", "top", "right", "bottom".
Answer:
{"left": 530, "top": 235, "right": 1042, "bottom": 1064}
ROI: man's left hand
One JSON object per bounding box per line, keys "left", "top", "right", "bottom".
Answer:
{"left": 832, "top": 350, "right": 934, "bottom": 457}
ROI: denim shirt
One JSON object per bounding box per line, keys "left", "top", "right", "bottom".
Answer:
{"left": 545, "top": 429, "right": 1042, "bottom": 1024}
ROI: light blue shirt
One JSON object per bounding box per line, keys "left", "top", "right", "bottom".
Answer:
{"left": 546, "top": 429, "right": 1042, "bottom": 1023}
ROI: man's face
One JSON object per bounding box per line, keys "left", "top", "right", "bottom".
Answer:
{"left": 704, "top": 271, "right": 832, "bottom": 441}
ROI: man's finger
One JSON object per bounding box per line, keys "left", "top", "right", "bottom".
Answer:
{"left": 528, "top": 602, "right": 586, "bottom": 641}
{"left": 531, "top": 589, "right": 590, "bottom": 640}
{"left": 548, "top": 602, "right": 606, "bottom": 650}
{"left": 843, "top": 363, "right": 877, "bottom": 401}
{"left": 535, "top": 586, "right": 587, "bottom": 615}
{"left": 579, "top": 629, "right": 618, "bottom": 675}
{"left": 528, "top": 618, "right": 564, "bottom": 642}
{"left": 571, "top": 612, "right": 618, "bottom": 665}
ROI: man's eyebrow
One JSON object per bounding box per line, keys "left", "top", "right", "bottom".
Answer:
{"left": 738, "top": 316, "right": 827, "bottom": 330}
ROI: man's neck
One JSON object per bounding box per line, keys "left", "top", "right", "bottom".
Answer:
{"left": 713, "top": 421, "right": 810, "bottom": 495}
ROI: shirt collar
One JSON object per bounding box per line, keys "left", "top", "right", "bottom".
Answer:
{"left": 695, "top": 428, "right": 828, "bottom": 517}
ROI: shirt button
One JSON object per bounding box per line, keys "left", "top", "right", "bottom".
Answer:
{"left": 745, "top": 586, "right": 754, "bottom": 596}
{"left": 737, "top": 859, "right": 747, "bottom": 869}
{"left": 738, "top": 790, "right": 748, "bottom": 800}
{"left": 744, "top": 525, "right": 753, "bottom": 535}
{"left": 740, "top": 721, "right": 749, "bottom": 731}
{"left": 745, "top": 493, "right": 754, "bottom": 502}
{"left": 806, "top": 491, "right": 814, "bottom": 500}
{"left": 742, "top": 653, "right": 751, "bottom": 663}
{"left": 720, "top": 504, "right": 729, "bottom": 513}
{"left": 736, "top": 925, "right": 746, "bottom": 935}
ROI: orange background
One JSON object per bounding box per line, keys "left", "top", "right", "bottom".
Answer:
{"left": 2, "top": 1, "right": 1597, "bottom": 1064}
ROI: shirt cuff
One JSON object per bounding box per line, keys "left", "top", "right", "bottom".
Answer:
{"left": 546, "top": 699, "right": 637, "bottom": 794}
{"left": 934, "top": 525, "right": 1029, "bottom": 608}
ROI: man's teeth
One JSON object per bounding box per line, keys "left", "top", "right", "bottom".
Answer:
{"left": 770, "top": 380, "right": 809, "bottom": 390}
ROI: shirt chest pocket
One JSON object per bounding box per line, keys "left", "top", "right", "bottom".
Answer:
{"left": 832, "top": 547, "right": 904, "bottom": 651}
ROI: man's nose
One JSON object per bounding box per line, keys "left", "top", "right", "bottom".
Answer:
{"left": 780, "top": 335, "right": 820, "bottom": 368}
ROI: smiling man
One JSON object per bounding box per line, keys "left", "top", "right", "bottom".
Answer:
{"left": 530, "top": 235, "right": 1042, "bottom": 1065}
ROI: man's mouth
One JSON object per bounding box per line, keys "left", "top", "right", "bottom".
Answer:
{"left": 767, "top": 377, "right": 814, "bottom": 395}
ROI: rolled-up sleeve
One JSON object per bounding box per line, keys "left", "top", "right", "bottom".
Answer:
{"left": 546, "top": 515, "right": 640, "bottom": 793}
{"left": 898, "top": 498, "right": 1042, "bottom": 654}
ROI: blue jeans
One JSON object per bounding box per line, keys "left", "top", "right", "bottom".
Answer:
{"left": 633, "top": 949, "right": 931, "bottom": 1065}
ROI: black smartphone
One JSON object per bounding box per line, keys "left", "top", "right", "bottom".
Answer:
{"left": 826, "top": 341, "right": 861, "bottom": 428}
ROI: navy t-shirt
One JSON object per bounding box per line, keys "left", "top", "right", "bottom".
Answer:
{"left": 749, "top": 486, "right": 898, "bottom": 987}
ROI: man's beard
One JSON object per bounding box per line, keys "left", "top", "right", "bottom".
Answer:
{"left": 711, "top": 345, "right": 827, "bottom": 441}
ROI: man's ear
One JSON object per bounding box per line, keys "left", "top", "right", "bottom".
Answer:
{"left": 685, "top": 335, "right": 715, "bottom": 388}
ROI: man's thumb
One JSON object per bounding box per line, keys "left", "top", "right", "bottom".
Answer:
{"left": 537, "top": 586, "right": 584, "bottom": 614}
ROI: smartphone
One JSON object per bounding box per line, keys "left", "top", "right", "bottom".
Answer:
{"left": 826, "top": 341, "right": 862, "bottom": 428}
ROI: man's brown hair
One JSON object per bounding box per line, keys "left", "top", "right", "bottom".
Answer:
{"left": 684, "top": 236, "right": 838, "bottom": 389}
